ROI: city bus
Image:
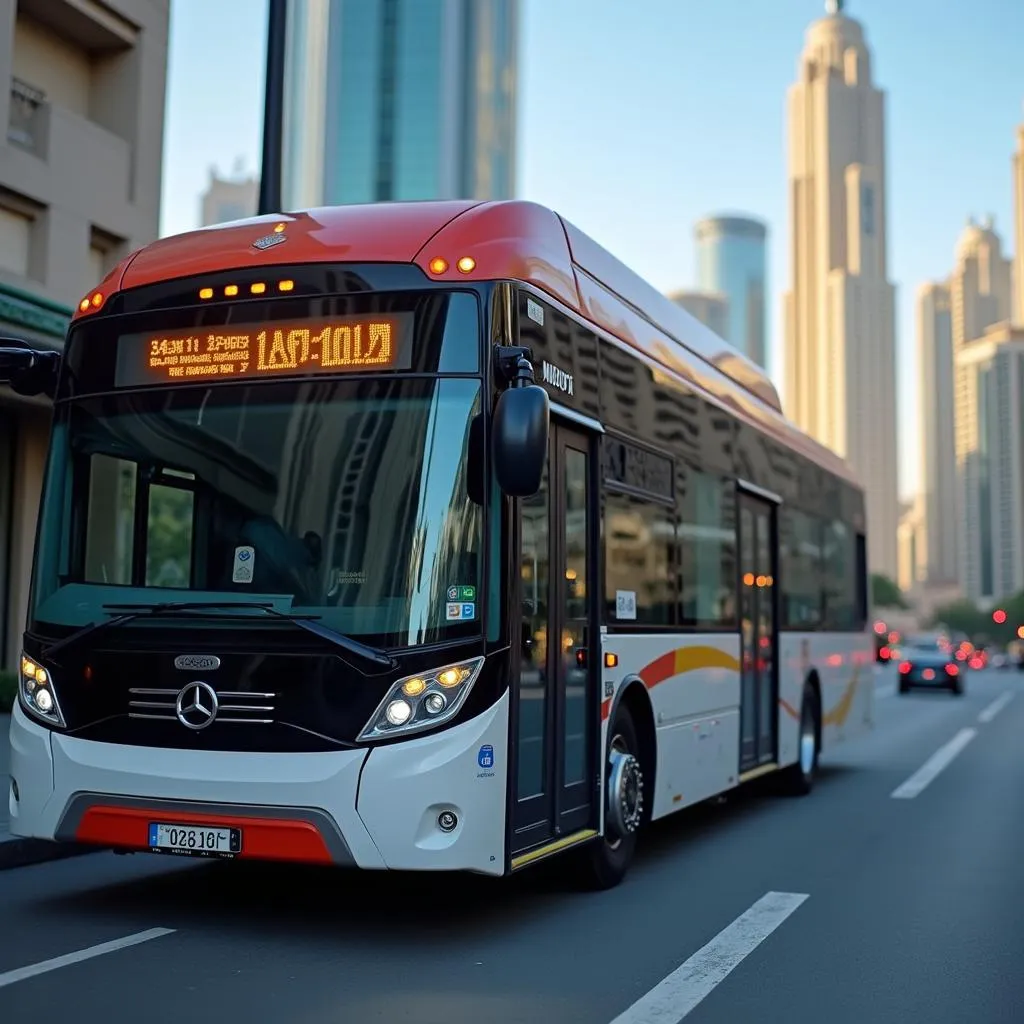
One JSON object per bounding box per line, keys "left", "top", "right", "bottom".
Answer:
{"left": 1, "top": 199, "right": 872, "bottom": 889}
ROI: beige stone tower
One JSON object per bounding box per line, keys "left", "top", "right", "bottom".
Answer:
{"left": 783, "top": 0, "right": 898, "bottom": 577}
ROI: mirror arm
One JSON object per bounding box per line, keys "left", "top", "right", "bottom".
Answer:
{"left": 494, "top": 345, "right": 536, "bottom": 389}
{"left": 0, "top": 344, "right": 61, "bottom": 398}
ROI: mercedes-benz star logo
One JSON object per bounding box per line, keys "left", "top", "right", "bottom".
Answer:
{"left": 175, "top": 681, "right": 219, "bottom": 731}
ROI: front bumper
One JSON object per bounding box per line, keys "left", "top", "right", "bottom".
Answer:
{"left": 7, "top": 690, "right": 509, "bottom": 875}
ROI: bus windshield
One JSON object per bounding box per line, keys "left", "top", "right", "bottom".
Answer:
{"left": 30, "top": 376, "right": 485, "bottom": 649}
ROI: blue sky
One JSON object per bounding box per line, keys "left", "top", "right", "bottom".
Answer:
{"left": 159, "top": 0, "right": 1024, "bottom": 501}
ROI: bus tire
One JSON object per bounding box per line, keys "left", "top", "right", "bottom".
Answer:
{"left": 779, "top": 684, "right": 820, "bottom": 797}
{"left": 579, "top": 703, "right": 644, "bottom": 891}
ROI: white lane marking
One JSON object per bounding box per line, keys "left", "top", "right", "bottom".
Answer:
{"left": 608, "top": 891, "right": 808, "bottom": 1023}
{"left": 890, "top": 728, "right": 976, "bottom": 799}
{"left": 978, "top": 692, "right": 1014, "bottom": 724}
{"left": 0, "top": 928, "right": 175, "bottom": 989}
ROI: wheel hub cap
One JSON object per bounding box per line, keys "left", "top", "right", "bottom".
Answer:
{"left": 607, "top": 748, "right": 644, "bottom": 839}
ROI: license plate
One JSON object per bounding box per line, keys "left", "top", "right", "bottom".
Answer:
{"left": 148, "top": 822, "right": 241, "bottom": 857}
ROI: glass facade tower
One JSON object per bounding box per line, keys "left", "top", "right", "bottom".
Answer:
{"left": 695, "top": 215, "right": 768, "bottom": 368}
{"left": 282, "top": 0, "right": 518, "bottom": 208}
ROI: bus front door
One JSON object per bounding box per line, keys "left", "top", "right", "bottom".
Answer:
{"left": 737, "top": 489, "right": 780, "bottom": 773}
{"left": 512, "top": 422, "right": 598, "bottom": 859}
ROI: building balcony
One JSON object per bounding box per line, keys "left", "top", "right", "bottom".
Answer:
{"left": 7, "top": 77, "right": 47, "bottom": 157}
{"left": 4, "top": 75, "right": 132, "bottom": 226}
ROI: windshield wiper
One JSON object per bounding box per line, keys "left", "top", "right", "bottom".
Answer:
{"left": 43, "top": 600, "right": 397, "bottom": 672}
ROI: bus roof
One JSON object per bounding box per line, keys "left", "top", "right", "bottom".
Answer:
{"left": 78, "top": 199, "right": 860, "bottom": 489}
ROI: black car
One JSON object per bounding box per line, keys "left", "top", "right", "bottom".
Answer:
{"left": 897, "top": 638, "right": 964, "bottom": 696}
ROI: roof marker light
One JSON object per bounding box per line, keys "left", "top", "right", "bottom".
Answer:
{"left": 79, "top": 298, "right": 90, "bottom": 312}
{"left": 456, "top": 256, "right": 476, "bottom": 273}
{"left": 428, "top": 257, "right": 448, "bottom": 275}
{"left": 224, "top": 285, "right": 239, "bottom": 297}
{"left": 250, "top": 282, "right": 266, "bottom": 294}
{"left": 278, "top": 279, "right": 294, "bottom": 292}
{"left": 199, "top": 287, "right": 214, "bottom": 300}
{"left": 90, "top": 292, "right": 103, "bottom": 307}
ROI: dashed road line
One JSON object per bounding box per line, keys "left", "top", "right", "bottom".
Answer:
{"left": 890, "top": 728, "right": 976, "bottom": 799}
{"left": 607, "top": 891, "right": 809, "bottom": 1023}
{"left": 0, "top": 928, "right": 175, "bottom": 989}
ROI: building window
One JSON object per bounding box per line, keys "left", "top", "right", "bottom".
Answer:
{"left": 861, "top": 183, "right": 875, "bottom": 238}
{"left": 87, "top": 245, "right": 106, "bottom": 289}
{"left": 604, "top": 491, "right": 675, "bottom": 626}
{"left": 0, "top": 206, "right": 31, "bottom": 276}
{"left": 780, "top": 507, "right": 822, "bottom": 628}
{"left": 678, "top": 471, "right": 736, "bottom": 627}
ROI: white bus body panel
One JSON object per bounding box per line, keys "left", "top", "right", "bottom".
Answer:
{"left": 598, "top": 630, "right": 873, "bottom": 824}
{"left": 7, "top": 691, "right": 510, "bottom": 876}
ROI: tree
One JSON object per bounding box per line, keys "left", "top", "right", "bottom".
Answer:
{"left": 871, "top": 573, "right": 907, "bottom": 609}
{"left": 929, "top": 599, "right": 985, "bottom": 639}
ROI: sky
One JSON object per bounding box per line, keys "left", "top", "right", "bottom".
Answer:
{"left": 159, "top": 0, "right": 1024, "bottom": 502}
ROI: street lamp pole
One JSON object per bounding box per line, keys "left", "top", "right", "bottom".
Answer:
{"left": 257, "top": 0, "right": 288, "bottom": 216}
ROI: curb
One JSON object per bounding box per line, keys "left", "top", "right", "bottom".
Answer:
{"left": 0, "top": 836, "right": 99, "bottom": 871}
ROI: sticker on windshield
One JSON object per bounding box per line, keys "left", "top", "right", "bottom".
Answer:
{"left": 446, "top": 602, "right": 476, "bottom": 621}
{"left": 232, "top": 545, "right": 255, "bottom": 584}
{"left": 447, "top": 584, "right": 476, "bottom": 602}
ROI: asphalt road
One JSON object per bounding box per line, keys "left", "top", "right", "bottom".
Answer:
{"left": 2, "top": 664, "right": 1023, "bottom": 1023}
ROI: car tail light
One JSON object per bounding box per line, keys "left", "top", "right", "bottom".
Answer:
{"left": 945, "top": 664, "right": 959, "bottom": 676}
{"left": 898, "top": 660, "right": 912, "bottom": 674}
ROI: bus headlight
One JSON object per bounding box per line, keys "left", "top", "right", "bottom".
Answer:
{"left": 19, "top": 653, "right": 66, "bottom": 728}
{"left": 358, "top": 657, "right": 485, "bottom": 742}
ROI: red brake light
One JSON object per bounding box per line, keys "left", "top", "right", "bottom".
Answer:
{"left": 945, "top": 663, "right": 959, "bottom": 676}
{"left": 898, "top": 660, "right": 911, "bottom": 674}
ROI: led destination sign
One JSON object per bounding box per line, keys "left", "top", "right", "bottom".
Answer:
{"left": 114, "top": 313, "right": 412, "bottom": 387}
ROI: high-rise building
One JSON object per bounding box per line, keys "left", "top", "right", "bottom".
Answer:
{"left": 0, "top": 0, "right": 169, "bottom": 670}
{"left": 949, "top": 217, "right": 1011, "bottom": 356}
{"left": 282, "top": 0, "right": 517, "bottom": 208}
{"left": 1012, "top": 110, "right": 1024, "bottom": 323}
{"left": 917, "top": 281, "right": 957, "bottom": 585}
{"left": 896, "top": 496, "right": 926, "bottom": 595}
{"left": 782, "top": 0, "right": 898, "bottom": 578}
{"left": 200, "top": 164, "right": 258, "bottom": 227}
{"left": 955, "top": 323, "right": 1024, "bottom": 602}
{"left": 694, "top": 215, "right": 767, "bottom": 368}
{"left": 667, "top": 289, "right": 730, "bottom": 340}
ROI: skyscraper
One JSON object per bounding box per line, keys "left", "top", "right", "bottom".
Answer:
{"left": 949, "top": 217, "right": 1011, "bottom": 355}
{"left": 783, "top": 0, "right": 898, "bottom": 577}
{"left": 1012, "top": 110, "right": 1024, "bottom": 322}
{"left": 955, "top": 324, "right": 1024, "bottom": 602}
{"left": 200, "top": 164, "right": 258, "bottom": 227}
{"left": 917, "top": 281, "right": 957, "bottom": 585}
{"left": 694, "top": 215, "right": 767, "bottom": 368}
{"left": 281, "top": 0, "right": 517, "bottom": 209}
{"left": 667, "top": 289, "right": 730, "bottom": 340}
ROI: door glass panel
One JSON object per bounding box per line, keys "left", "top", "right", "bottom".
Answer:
{"left": 518, "top": 456, "right": 549, "bottom": 800}
{"left": 756, "top": 510, "right": 774, "bottom": 752}
{"left": 562, "top": 446, "right": 588, "bottom": 788}
{"left": 739, "top": 504, "right": 757, "bottom": 757}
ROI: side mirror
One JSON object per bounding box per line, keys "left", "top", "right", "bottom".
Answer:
{"left": 492, "top": 383, "right": 549, "bottom": 496}
{"left": 0, "top": 340, "right": 60, "bottom": 398}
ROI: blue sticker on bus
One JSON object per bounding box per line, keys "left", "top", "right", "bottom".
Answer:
{"left": 461, "top": 602, "right": 475, "bottom": 619}
{"left": 478, "top": 744, "right": 494, "bottom": 769}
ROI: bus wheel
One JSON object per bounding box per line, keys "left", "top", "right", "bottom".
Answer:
{"left": 779, "top": 684, "right": 820, "bottom": 797}
{"left": 580, "top": 704, "right": 644, "bottom": 890}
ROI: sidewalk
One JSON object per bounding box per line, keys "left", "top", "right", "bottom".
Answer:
{"left": 0, "top": 712, "right": 92, "bottom": 869}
